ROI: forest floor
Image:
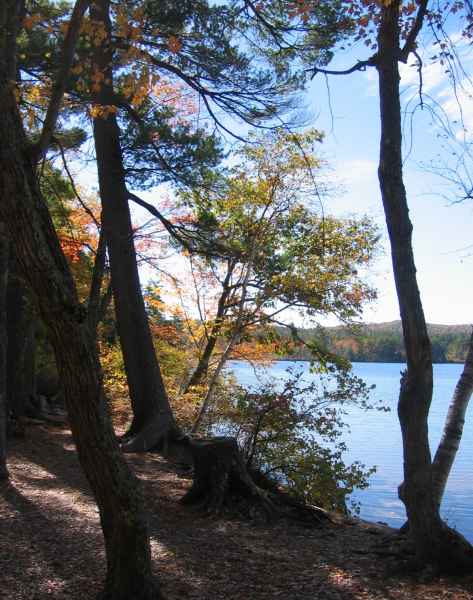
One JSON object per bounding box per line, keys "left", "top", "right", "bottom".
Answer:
{"left": 1, "top": 423, "right": 473, "bottom": 600}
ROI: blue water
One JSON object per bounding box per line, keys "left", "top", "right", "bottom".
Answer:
{"left": 227, "top": 360, "right": 473, "bottom": 541}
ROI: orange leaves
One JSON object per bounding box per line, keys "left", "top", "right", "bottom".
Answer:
{"left": 167, "top": 35, "right": 182, "bottom": 54}
{"left": 150, "top": 323, "right": 181, "bottom": 344}
{"left": 79, "top": 17, "right": 107, "bottom": 46}
{"left": 404, "top": 1, "right": 417, "bottom": 14}
{"left": 22, "top": 13, "right": 42, "bottom": 30}
{"left": 287, "top": 0, "right": 312, "bottom": 23}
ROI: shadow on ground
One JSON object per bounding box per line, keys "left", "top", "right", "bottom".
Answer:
{"left": 1, "top": 424, "right": 473, "bottom": 600}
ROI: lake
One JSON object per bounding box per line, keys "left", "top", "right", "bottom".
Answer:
{"left": 226, "top": 360, "right": 473, "bottom": 541}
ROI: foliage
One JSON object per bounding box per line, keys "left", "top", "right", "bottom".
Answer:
{"left": 272, "top": 321, "right": 472, "bottom": 364}
{"left": 39, "top": 165, "right": 101, "bottom": 301}
{"left": 217, "top": 367, "right": 383, "bottom": 512}
{"left": 175, "top": 130, "right": 379, "bottom": 416}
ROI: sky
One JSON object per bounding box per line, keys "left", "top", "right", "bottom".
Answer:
{"left": 76, "top": 16, "right": 473, "bottom": 328}
{"left": 299, "top": 34, "right": 473, "bottom": 326}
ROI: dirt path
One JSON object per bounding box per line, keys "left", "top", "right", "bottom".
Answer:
{"left": 1, "top": 424, "right": 472, "bottom": 599}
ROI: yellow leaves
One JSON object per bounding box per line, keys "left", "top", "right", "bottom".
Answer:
{"left": 92, "top": 22, "right": 107, "bottom": 47}
{"left": 26, "top": 84, "right": 43, "bottom": 104}
{"left": 26, "top": 107, "right": 38, "bottom": 130}
{"left": 167, "top": 35, "right": 182, "bottom": 54}
{"left": 131, "top": 7, "right": 145, "bottom": 21}
{"left": 89, "top": 104, "right": 118, "bottom": 119}
{"left": 113, "top": 5, "right": 144, "bottom": 42}
{"left": 122, "top": 67, "right": 152, "bottom": 109}
{"left": 116, "top": 10, "right": 129, "bottom": 37}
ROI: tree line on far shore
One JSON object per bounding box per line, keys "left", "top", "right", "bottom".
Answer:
{"left": 271, "top": 322, "right": 472, "bottom": 364}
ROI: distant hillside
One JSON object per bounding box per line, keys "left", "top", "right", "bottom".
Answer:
{"left": 273, "top": 321, "right": 472, "bottom": 364}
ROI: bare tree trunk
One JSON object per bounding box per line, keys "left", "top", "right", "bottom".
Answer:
{"left": 0, "top": 7, "right": 163, "bottom": 596}
{"left": 0, "top": 224, "right": 9, "bottom": 480}
{"left": 6, "top": 257, "right": 35, "bottom": 422}
{"left": 376, "top": 1, "right": 473, "bottom": 573}
{"left": 90, "top": 0, "right": 176, "bottom": 442}
{"left": 432, "top": 330, "right": 473, "bottom": 506}
{"left": 184, "top": 264, "right": 233, "bottom": 394}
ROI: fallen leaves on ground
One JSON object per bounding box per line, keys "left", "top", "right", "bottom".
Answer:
{"left": 1, "top": 424, "right": 473, "bottom": 600}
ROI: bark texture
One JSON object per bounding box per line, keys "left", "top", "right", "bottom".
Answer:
{"left": 0, "top": 3, "right": 163, "bottom": 596}
{"left": 0, "top": 224, "right": 9, "bottom": 479}
{"left": 376, "top": 1, "right": 473, "bottom": 573}
{"left": 6, "top": 258, "right": 35, "bottom": 422}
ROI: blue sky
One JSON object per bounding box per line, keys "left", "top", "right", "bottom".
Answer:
{"left": 76, "top": 19, "right": 473, "bottom": 327}
{"left": 301, "top": 37, "right": 473, "bottom": 326}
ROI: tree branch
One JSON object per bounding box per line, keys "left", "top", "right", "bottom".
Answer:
{"left": 127, "top": 192, "right": 194, "bottom": 252}
{"left": 31, "top": 0, "right": 90, "bottom": 160}
{"left": 309, "top": 56, "right": 377, "bottom": 79}
{"left": 399, "top": 0, "right": 429, "bottom": 63}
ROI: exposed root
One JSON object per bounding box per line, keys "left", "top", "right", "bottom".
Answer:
{"left": 181, "top": 437, "right": 274, "bottom": 520}
{"left": 428, "top": 523, "right": 473, "bottom": 575}
{"left": 123, "top": 426, "right": 331, "bottom": 526}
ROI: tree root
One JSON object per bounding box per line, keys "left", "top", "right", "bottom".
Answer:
{"left": 179, "top": 437, "right": 330, "bottom": 525}
{"left": 123, "top": 427, "right": 331, "bottom": 526}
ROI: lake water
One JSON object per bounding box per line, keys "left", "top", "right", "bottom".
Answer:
{"left": 226, "top": 360, "right": 473, "bottom": 541}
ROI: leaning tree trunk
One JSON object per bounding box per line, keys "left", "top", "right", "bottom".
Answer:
{"left": 0, "top": 13, "right": 163, "bottom": 599}
{"left": 90, "top": 0, "right": 175, "bottom": 441}
{"left": 432, "top": 330, "right": 473, "bottom": 507}
{"left": 0, "top": 224, "right": 9, "bottom": 480}
{"left": 376, "top": 1, "right": 473, "bottom": 573}
{"left": 86, "top": 0, "right": 332, "bottom": 525}
{"left": 184, "top": 264, "right": 233, "bottom": 394}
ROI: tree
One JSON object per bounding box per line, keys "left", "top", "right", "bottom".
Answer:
{"left": 6, "top": 256, "right": 35, "bottom": 426}
{"left": 73, "top": 0, "right": 300, "bottom": 443}
{"left": 176, "top": 129, "right": 378, "bottom": 430}
{"left": 0, "top": 224, "right": 9, "bottom": 480}
{"left": 431, "top": 330, "right": 473, "bottom": 507}
{"left": 0, "top": 1, "right": 164, "bottom": 596}
{"left": 68, "top": 0, "right": 357, "bottom": 521}
{"left": 290, "top": 0, "right": 473, "bottom": 570}
{"left": 225, "top": 0, "right": 473, "bottom": 571}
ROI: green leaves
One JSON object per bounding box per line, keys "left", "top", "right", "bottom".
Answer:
{"left": 223, "top": 366, "right": 378, "bottom": 512}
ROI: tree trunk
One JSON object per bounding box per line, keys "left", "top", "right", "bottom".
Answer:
{"left": 6, "top": 257, "right": 35, "bottom": 423}
{"left": 184, "top": 264, "right": 233, "bottom": 393}
{"left": 0, "top": 224, "right": 9, "bottom": 480}
{"left": 191, "top": 335, "right": 236, "bottom": 434}
{"left": 0, "top": 13, "right": 163, "bottom": 597}
{"left": 86, "top": 0, "right": 331, "bottom": 526}
{"left": 432, "top": 330, "right": 473, "bottom": 506}
{"left": 90, "top": 0, "right": 176, "bottom": 441}
{"left": 376, "top": 1, "right": 473, "bottom": 573}
{"left": 177, "top": 436, "right": 328, "bottom": 524}
{"left": 185, "top": 331, "right": 220, "bottom": 392}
